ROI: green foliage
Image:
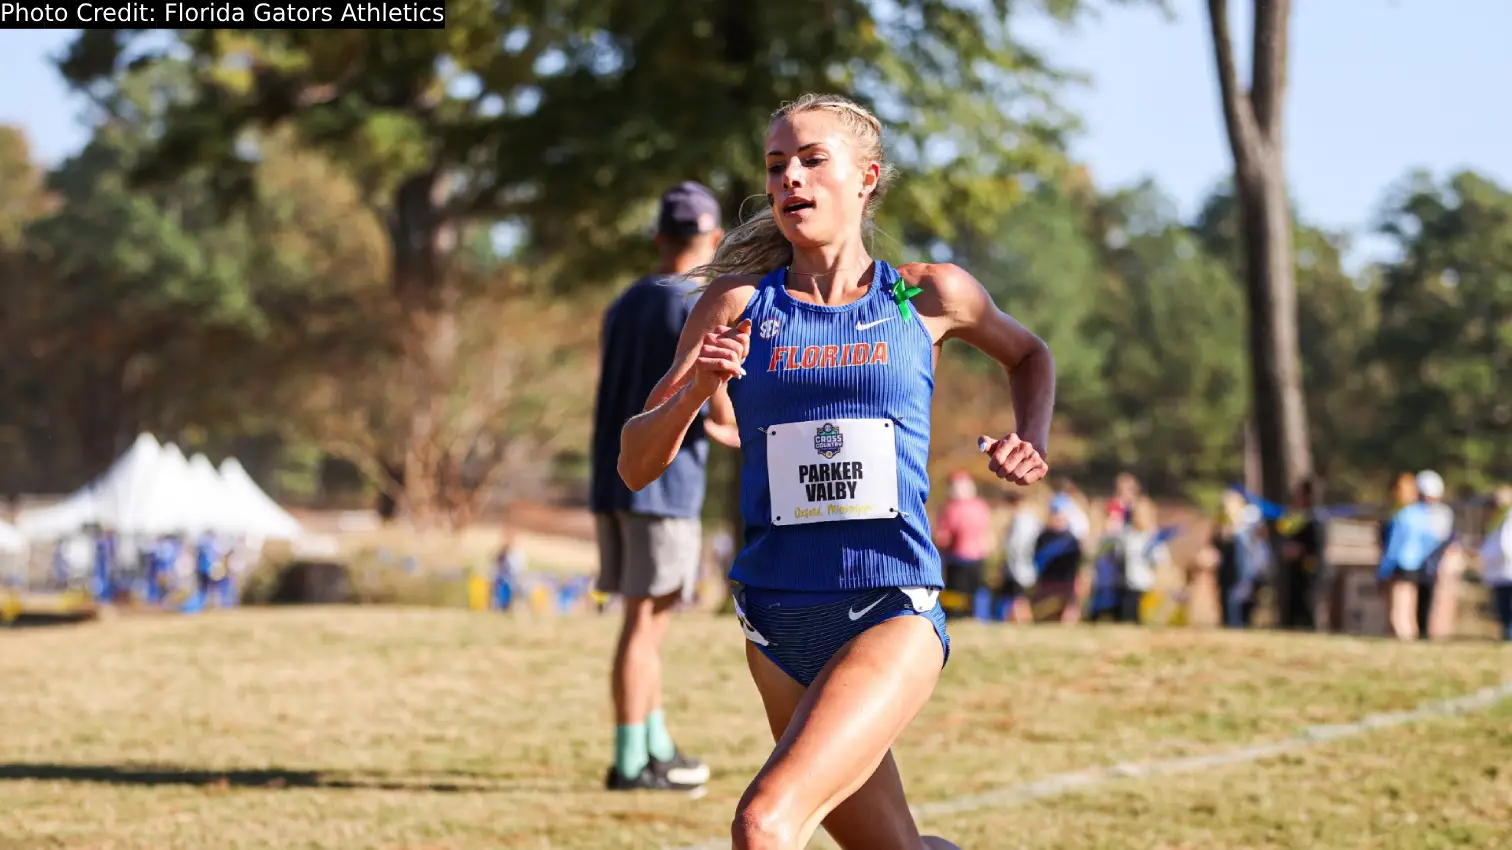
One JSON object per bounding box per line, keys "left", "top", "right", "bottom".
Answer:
{"left": 0, "top": 12, "right": 1504, "bottom": 511}
{"left": 57, "top": 2, "right": 1131, "bottom": 288}
{"left": 1191, "top": 187, "right": 1385, "bottom": 499}
{"left": 951, "top": 181, "right": 1111, "bottom": 419}
{"left": 1083, "top": 182, "right": 1249, "bottom": 497}
{"left": 0, "top": 61, "right": 390, "bottom": 490}
{"left": 1369, "top": 171, "right": 1512, "bottom": 494}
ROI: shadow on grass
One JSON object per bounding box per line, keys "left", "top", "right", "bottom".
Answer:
{"left": 0, "top": 762, "right": 552, "bottom": 793}
{"left": 2, "top": 611, "right": 100, "bottom": 630}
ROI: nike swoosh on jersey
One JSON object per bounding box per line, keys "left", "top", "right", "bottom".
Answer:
{"left": 848, "top": 594, "right": 888, "bottom": 620}
{"left": 855, "top": 317, "right": 893, "bottom": 331}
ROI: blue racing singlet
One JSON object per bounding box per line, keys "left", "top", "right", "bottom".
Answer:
{"left": 727, "top": 261, "right": 942, "bottom": 592}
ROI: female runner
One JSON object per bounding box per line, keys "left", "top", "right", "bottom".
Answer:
{"left": 619, "top": 92, "right": 1055, "bottom": 850}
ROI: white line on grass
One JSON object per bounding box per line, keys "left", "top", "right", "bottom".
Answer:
{"left": 670, "top": 680, "right": 1512, "bottom": 850}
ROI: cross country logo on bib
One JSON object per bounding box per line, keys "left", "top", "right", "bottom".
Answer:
{"left": 813, "top": 423, "right": 844, "bottom": 458}
{"left": 766, "top": 417, "right": 900, "bottom": 526}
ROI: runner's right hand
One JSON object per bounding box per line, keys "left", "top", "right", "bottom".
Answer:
{"left": 690, "top": 319, "right": 751, "bottom": 397}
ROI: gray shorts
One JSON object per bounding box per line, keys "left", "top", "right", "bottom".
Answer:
{"left": 594, "top": 512, "right": 702, "bottom": 599}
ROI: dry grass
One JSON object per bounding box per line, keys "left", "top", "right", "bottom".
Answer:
{"left": 325, "top": 524, "right": 600, "bottom": 577}
{"left": 1, "top": 608, "right": 1508, "bottom": 849}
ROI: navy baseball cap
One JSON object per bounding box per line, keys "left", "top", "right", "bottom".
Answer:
{"left": 657, "top": 181, "right": 721, "bottom": 237}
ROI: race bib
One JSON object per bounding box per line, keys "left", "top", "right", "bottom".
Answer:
{"left": 765, "top": 417, "right": 900, "bottom": 526}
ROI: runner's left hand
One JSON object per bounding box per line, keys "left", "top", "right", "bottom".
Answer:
{"left": 978, "top": 434, "right": 1048, "bottom": 485}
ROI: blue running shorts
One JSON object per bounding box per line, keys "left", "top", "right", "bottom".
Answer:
{"left": 732, "top": 585, "right": 951, "bottom": 687}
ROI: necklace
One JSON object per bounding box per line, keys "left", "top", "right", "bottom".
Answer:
{"left": 785, "top": 264, "right": 871, "bottom": 278}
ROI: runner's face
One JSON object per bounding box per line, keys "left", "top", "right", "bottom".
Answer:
{"left": 764, "top": 110, "right": 876, "bottom": 248}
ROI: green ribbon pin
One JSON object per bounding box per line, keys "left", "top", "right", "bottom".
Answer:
{"left": 891, "top": 277, "right": 924, "bottom": 321}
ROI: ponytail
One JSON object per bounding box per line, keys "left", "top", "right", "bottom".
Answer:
{"left": 686, "top": 203, "right": 793, "bottom": 285}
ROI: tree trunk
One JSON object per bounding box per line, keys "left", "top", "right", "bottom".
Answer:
{"left": 73, "top": 366, "right": 128, "bottom": 486}
{"left": 1238, "top": 159, "right": 1312, "bottom": 506}
{"left": 1243, "top": 418, "right": 1261, "bottom": 495}
{"left": 1206, "top": 0, "right": 1312, "bottom": 509}
{"left": 1208, "top": 0, "right": 1313, "bottom": 630}
{"left": 387, "top": 167, "right": 459, "bottom": 528}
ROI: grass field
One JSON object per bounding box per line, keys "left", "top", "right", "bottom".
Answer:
{"left": 2, "top": 608, "right": 1509, "bottom": 849}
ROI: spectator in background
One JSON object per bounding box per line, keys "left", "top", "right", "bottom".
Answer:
{"left": 588, "top": 181, "right": 733, "bottom": 792}
{"left": 1087, "top": 505, "right": 1126, "bottom": 622}
{"left": 1119, "top": 497, "right": 1170, "bottom": 623}
{"left": 92, "top": 525, "right": 116, "bottom": 602}
{"left": 1210, "top": 487, "right": 1269, "bottom": 628}
{"left": 998, "top": 492, "right": 1040, "bottom": 624}
{"left": 1378, "top": 470, "right": 1455, "bottom": 640}
{"left": 1109, "top": 472, "right": 1142, "bottom": 525}
{"left": 192, "top": 529, "right": 221, "bottom": 608}
{"left": 935, "top": 471, "right": 992, "bottom": 617}
{"left": 494, "top": 527, "right": 524, "bottom": 612}
{"left": 1380, "top": 472, "right": 1419, "bottom": 557}
{"left": 1030, "top": 493, "right": 1085, "bottom": 623}
{"left": 1417, "top": 470, "right": 1461, "bottom": 639}
{"left": 1276, "top": 475, "right": 1326, "bottom": 630}
{"left": 1480, "top": 485, "right": 1512, "bottom": 641}
{"left": 1054, "top": 479, "right": 1092, "bottom": 543}
{"left": 147, "top": 534, "right": 182, "bottom": 606}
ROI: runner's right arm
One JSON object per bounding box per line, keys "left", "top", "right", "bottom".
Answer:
{"left": 619, "top": 276, "right": 756, "bottom": 490}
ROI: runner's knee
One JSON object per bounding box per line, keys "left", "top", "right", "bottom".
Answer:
{"left": 731, "top": 796, "right": 797, "bottom": 850}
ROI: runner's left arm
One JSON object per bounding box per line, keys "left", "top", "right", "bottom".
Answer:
{"left": 908, "top": 262, "right": 1054, "bottom": 484}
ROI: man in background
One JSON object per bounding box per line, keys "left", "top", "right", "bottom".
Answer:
{"left": 1277, "top": 475, "right": 1326, "bottom": 630}
{"left": 589, "top": 181, "right": 737, "bottom": 792}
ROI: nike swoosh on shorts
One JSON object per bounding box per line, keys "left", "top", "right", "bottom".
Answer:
{"left": 847, "top": 594, "right": 887, "bottom": 620}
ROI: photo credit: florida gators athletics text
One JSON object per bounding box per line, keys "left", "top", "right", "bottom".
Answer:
{"left": 0, "top": 0, "right": 446, "bottom": 28}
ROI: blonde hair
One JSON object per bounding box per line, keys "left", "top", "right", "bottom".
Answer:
{"left": 1391, "top": 472, "right": 1419, "bottom": 508}
{"left": 689, "top": 93, "right": 898, "bottom": 282}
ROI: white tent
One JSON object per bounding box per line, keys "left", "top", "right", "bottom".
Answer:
{"left": 101, "top": 435, "right": 174, "bottom": 534}
{"left": 15, "top": 434, "right": 303, "bottom": 542}
{"left": 124, "top": 443, "right": 196, "bottom": 536}
{"left": 16, "top": 433, "right": 163, "bottom": 540}
{"left": 218, "top": 458, "right": 302, "bottom": 540}
{"left": 0, "top": 519, "right": 25, "bottom": 554}
{"left": 184, "top": 453, "right": 242, "bottom": 536}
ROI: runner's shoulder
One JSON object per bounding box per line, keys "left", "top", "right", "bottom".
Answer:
{"left": 893, "top": 262, "right": 983, "bottom": 325}
{"left": 895, "top": 262, "right": 979, "bottom": 300}
{"left": 695, "top": 274, "right": 762, "bottom": 326}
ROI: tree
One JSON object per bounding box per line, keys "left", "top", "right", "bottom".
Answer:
{"left": 1082, "top": 181, "right": 1249, "bottom": 501}
{"left": 0, "top": 126, "right": 57, "bottom": 493}
{"left": 0, "top": 63, "right": 391, "bottom": 493}
{"left": 936, "top": 175, "right": 1111, "bottom": 480}
{"left": 1369, "top": 170, "right": 1512, "bottom": 492}
{"left": 1204, "top": 0, "right": 1312, "bottom": 504}
{"left": 57, "top": 4, "right": 1128, "bottom": 523}
{"left": 1191, "top": 187, "right": 1383, "bottom": 500}
{"left": 0, "top": 126, "right": 54, "bottom": 250}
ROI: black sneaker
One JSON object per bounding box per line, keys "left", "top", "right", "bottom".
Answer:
{"left": 649, "top": 749, "right": 710, "bottom": 786}
{"left": 604, "top": 761, "right": 705, "bottom": 793}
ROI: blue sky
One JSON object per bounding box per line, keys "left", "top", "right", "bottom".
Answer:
{"left": 2, "top": 1, "right": 1508, "bottom": 270}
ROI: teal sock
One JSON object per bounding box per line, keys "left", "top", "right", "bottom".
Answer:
{"left": 646, "top": 709, "right": 677, "bottom": 762}
{"left": 615, "top": 724, "right": 649, "bottom": 779}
